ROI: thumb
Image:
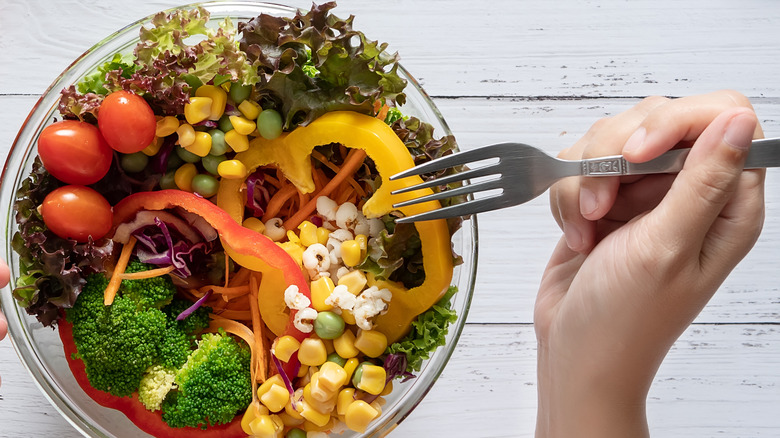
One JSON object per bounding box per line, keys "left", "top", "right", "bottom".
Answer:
{"left": 653, "top": 108, "right": 757, "bottom": 248}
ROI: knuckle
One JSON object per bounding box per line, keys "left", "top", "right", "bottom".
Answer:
{"left": 689, "top": 166, "right": 738, "bottom": 207}
{"left": 719, "top": 89, "right": 753, "bottom": 109}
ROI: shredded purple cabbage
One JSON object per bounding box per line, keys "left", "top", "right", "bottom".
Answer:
{"left": 176, "top": 289, "right": 212, "bottom": 320}
{"left": 245, "top": 170, "right": 271, "bottom": 217}
{"left": 272, "top": 354, "right": 298, "bottom": 409}
{"left": 151, "top": 136, "right": 176, "bottom": 174}
{"left": 132, "top": 217, "right": 214, "bottom": 277}
{"left": 383, "top": 352, "right": 415, "bottom": 383}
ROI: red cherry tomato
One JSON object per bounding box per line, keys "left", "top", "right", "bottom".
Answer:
{"left": 37, "top": 120, "right": 113, "bottom": 185}
{"left": 41, "top": 185, "right": 113, "bottom": 242}
{"left": 98, "top": 91, "right": 156, "bottom": 153}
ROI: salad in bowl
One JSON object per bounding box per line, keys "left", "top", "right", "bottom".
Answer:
{"left": 1, "top": 2, "right": 476, "bottom": 437}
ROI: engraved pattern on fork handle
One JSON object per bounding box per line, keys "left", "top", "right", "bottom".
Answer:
{"left": 581, "top": 156, "right": 628, "bottom": 176}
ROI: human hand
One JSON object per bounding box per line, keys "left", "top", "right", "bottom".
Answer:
{"left": 534, "top": 91, "right": 765, "bottom": 438}
{"left": 0, "top": 257, "right": 9, "bottom": 388}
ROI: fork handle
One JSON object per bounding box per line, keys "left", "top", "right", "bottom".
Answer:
{"left": 580, "top": 137, "right": 780, "bottom": 176}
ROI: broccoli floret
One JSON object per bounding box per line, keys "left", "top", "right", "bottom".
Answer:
{"left": 161, "top": 333, "right": 252, "bottom": 429}
{"left": 162, "top": 298, "right": 212, "bottom": 334}
{"left": 67, "top": 273, "right": 167, "bottom": 397}
{"left": 138, "top": 365, "right": 177, "bottom": 411}
{"left": 122, "top": 260, "right": 177, "bottom": 309}
{"left": 158, "top": 299, "right": 212, "bottom": 369}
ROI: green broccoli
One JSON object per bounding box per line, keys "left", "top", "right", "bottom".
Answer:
{"left": 159, "top": 299, "right": 212, "bottom": 369}
{"left": 138, "top": 365, "right": 177, "bottom": 411}
{"left": 122, "top": 260, "right": 177, "bottom": 309}
{"left": 161, "top": 332, "right": 252, "bottom": 429}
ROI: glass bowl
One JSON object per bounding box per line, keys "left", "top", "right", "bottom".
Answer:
{"left": 0, "top": 1, "right": 477, "bottom": 437}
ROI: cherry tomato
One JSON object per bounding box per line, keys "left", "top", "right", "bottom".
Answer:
{"left": 37, "top": 120, "right": 113, "bottom": 185}
{"left": 98, "top": 90, "right": 156, "bottom": 153}
{"left": 41, "top": 185, "right": 113, "bottom": 242}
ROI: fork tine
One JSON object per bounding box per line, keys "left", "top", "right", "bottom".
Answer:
{"left": 391, "top": 163, "right": 502, "bottom": 195}
{"left": 393, "top": 178, "right": 503, "bottom": 209}
{"left": 395, "top": 195, "right": 505, "bottom": 223}
{"left": 390, "top": 146, "right": 503, "bottom": 180}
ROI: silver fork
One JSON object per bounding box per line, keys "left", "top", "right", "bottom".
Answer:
{"left": 391, "top": 137, "right": 780, "bottom": 223}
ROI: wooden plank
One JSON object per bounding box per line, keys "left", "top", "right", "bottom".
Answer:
{"left": 2, "top": 324, "right": 779, "bottom": 437}
{"left": 2, "top": 0, "right": 779, "bottom": 98}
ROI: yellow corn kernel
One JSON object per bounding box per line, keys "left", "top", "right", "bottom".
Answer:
{"left": 248, "top": 414, "right": 283, "bottom": 438}
{"left": 286, "top": 230, "right": 301, "bottom": 245}
{"left": 260, "top": 383, "right": 290, "bottom": 413}
{"left": 220, "top": 81, "right": 232, "bottom": 92}
{"left": 183, "top": 97, "right": 213, "bottom": 125}
{"left": 355, "top": 234, "right": 368, "bottom": 252}
{"left": 241, "top": 404, "right": 271, "bottom": 435}
{"left": 176, "top": 123, "right": 196, "bottom": 147}
{"left": 297, "top": 364, "right": 310, "bottom": 378}
{"left": 238, "top": 99, "right": 261, "bottom": 120}
{"left": 345, "top": 400, "right": 379, "bottom": 433}
{"left": 304, "top": 380, "right": 337, "bottom": 413}
{"left": 155, "top": 116, "right": 179, "bottom": 137}
{"left": 243, "top": 217, "right": 266, "bottom": 234}
{"left": 278, "top": 241, "right": 304, "bottom": 268}
{"left": 354, "top": 329, "right": 388, "bottom": 358}
{"left": 380, "top": 380, "right": 393, "bottom": 396}
{"left": 333, "top": 329, "right": 360, "bottom": 359}
{"left": 195, "top": 84, "right": 228, "bottom": 120}
{"left": 174, "top": 163, "right": 197, "bottom": 192}
{"left": 355, "top": 364, "right": 386, "bottom": 395}
{"left": 284, "top": 398, "right": 304, "bottom": 420}
{"left": 298, "top": 337, "right": 328, "bottom": 367}
{"left": 299, "top": 401, "right": 331, "bottom": 427}
{"left": 272, "top": 335, "right": 301, "bottom": 363}
{"left": 337, "top": 270, "right": 367, "bottom": 296}
{"left": 277, "top": 411, "right": 304, "bottom": 427}
{"left": 224, "top": 129, "right": 249, "bottom": 152}
{"left": 316, "top": 227, "right": 330, "bottom": 245}
{"left": 370, "top": 399, "right": 383, "bottom": 416}
{"left": 297, "top": 221, "right": 318, "bottom": 247}
{"left": 229, "top": 115, "right": 257, "bottom": 136}
{"left": 184, "top": 131, "right": 212, "bottom": 157}
{"left": 257, "top": 374, "right": 285, "bottom": 400}
{"left": 341, "top": 308, "right": 357, "bottom": 325}
{"left": 310, "top": 276, "right": 335, "bottom": 312}
{"left": 217, "top": 159, "right": 248, "bottom": 179}
{"left": 342, "top": 357, "right": 359, "bottom": 382}
{"left": 337, "top": 388, "right": 356, "bottom": 416}
{"left": 318, "top": 361, "right": 348, "bottom": 392}
{"left": 323, "top": 338, "right": 335, "bottom": 355}
{"left": 141, "top": 136, "right": 163, "bottom": 156}
{"left": 303, "top": 416, "right": 337, "bottom": 432}
{"left": 340, "top": 240, "right": 362, "bottom": 267}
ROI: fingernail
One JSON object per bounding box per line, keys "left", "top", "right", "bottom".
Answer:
{"left": 622, "top": 126, "right": 646, "bottom": 155}
{"left": 723, "top": 112, "right": 755, "bottom": 151}
{"left": 580, "top": 187, "right": 598, "bottom": 216}
{"left": 563, "top": 223, "right": 582, "bottom": 250}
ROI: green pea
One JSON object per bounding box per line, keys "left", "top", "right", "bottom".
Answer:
{"left": 175, "top": 145, "right": 201, "bottom": 164}
{"left": 314, "top": 311, "right": 345, "bottom": 340}
{"left": 326, "top": 352, "right": 347, "bottom": 367}
{"left": 218, "top": 114, "right": 234, "bottom": 132}
{"left": 166, "top": 152, "right": 184, "bottom": 170}
{"left": 229, "top": 83, "right": 252, "bottom": 104}
{"left": 285, "top": 429, "right": 306, "bottom": 438}
{"left": 191, "top": 174, "right": 220, "bottom": 198}
{"left": 208, "top": 129, "right": 228, "bottom": 155}
{"left": 159, "top": 171, "right": 177, "bottom": 190}
{"left": 257, "top": 108, "right": 283, "bottom": 140}
{"left": 202, "top": 154, "right": 226, "bottom": 176}
{"left": 120, "top": 152, "right": 148, "bottom": 173}
{"left": 352, "top": 361, "right": 372, "bottom": 388}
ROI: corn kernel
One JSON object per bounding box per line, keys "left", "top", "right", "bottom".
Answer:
{"left": 341, "top": 308, "right": 357, "bottom": 325}
{"left": 184, "top": 131, "right": 212, "bottom": 157}
{"left": 299, "top": 401, "right": 331, "bottom": 427}
{"left": 345, "top": 400, "right": 379, "bottom": 433}
{"left": 195, "top": 85, "right": 228, "bottom": 120}
{"left": 310, "top": 277, "right": 335, "bottom": 312}
{"left": 297, "top": 221, "right": 318, "bottom": 247}
{"left": 176, "top": 123, "right": 196, "bottom": 147}
{"left": 174, "top": 163, "right": 197, "bottom": 192}
{"left": 272, "top": 335, "right": 301, "bottom": 362}
{"left": 340, "top": 240, "right": 362, "bottom": 267}
{"left": 370, "top": 399, "right": 383, "bottom": 416}
{"left": 316, "top": 227, "right": 330, "bottom": 245}
{"left": 297, "top": 364, "right": 310, "bottom": 378}
{"left": 342, "top": 357, "right": 359, "bottom": 382}
{"left": 141, "top": 136, "right": 163, "bottom": 156}
{"left": 355, "top": 364, "right": 386, "bottom": 395}
{"left": 336, "top": 388, "right": 356, "bottom": 416}
{"left": 298, "top": 337, "right": 328, "bottom": 367}
{"left": 241, "top": 404, "right": 271, "bottom": 435}
{"left": 278, "top": 241, "right": 304, "bottom": 268}
{"left": 257, "top": 374, "right": 285, "bottom": 399}
{"left": 337, "top": 270, "right": 367, "bottom": 296}
{"left": 286, "top": 230, "right": 301, "bottom": 245}
{"left": 317, "top": 361, "right": 348, "bottom": 392}
{"left": 303, "top": 416, "right": 337, "bottom": 432}
{"left": 155, "top": 116, "right": 179, "bottom": 137}
{"left": 333, "top": 329, "right": 359, "bottom": 359}
{"left": 238, "top": 99, "right": 261, "bottom": 120}
{"left": 380, "top": 380, "right": 393, "bottom": 396}
{"left": 183, "top": 97, "right": 213, "bottom": 124}
{"left": 284, "top": 399, "right": 304, "bottom": 420}
{"left": 324, "top": 338, "right": 335, "bottom": 355}
{"left": 277, "top": 411, "right": 304, "bottom": 427}
{"left": 217, "top": 159, "right": 248, "bottom": 179}
{"left": 304, "top": 380, "right": 337, "bottom": 413}
{"left": 354, "top": 329, "right": 388, "bottom": 358}
{"left": 260, "top": 383, "right": 290, "bottom": 413}
{"left": 248, "top": 414, "right": 283, "bottom": 438}
{"left": 224, "top": 129, "right": 249, "bottom": 152}
{"left": 229, "top": 115, "right": 257, "bottom": 135}
{"left": 243, "top": 217, "right": 266, "bottom": 234}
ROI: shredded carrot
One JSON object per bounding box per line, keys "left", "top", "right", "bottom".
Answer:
{"left": 104, "top": 236, "right": 137, "bottom": 306}
{"left": 117, "top": 265, "right": 175, "bottom": 280}
{"left": 376, "top": 103, "right": 390, "bottom": 121}
{"left": 213, "top": 309, "right": 253, "bottom": 320}
{"left": 283, "top": 148, "right": 368, "bottom": 230}
{"left": 311, "top": 150, "right": 341, "bottom": 174}
{"left": 312, "top": 167, "right": 327, "bottom": 193}
{"left": 262, "top": 183, "right": 299, "bottom": 222}
{"left": 264, "top": 173, "right": 282, "bottom": 189}
{"left": 198, "top": 284, "right": 250, "bottom": 299}
{"left": 206, "top": 315, "right": 259, "bottom": 404}
{"left": 229, "top": 267, "right": 251, "bottom": 287}
{"left": 249, "top": 273, "right": 268, "bottom": 383}
{"left": 224, "top": 253, "right": 230, "bottom": 288}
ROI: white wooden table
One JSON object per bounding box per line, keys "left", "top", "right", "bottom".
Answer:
{"left": 1, "top": 1, "right": 779, "bottom": 437}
